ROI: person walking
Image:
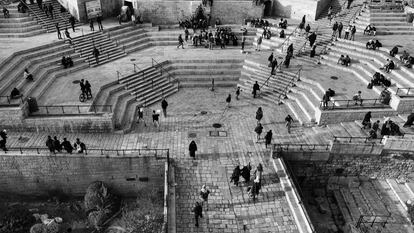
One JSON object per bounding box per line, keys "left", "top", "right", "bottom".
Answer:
{"left": 268, "top": 52, "right": 273, "bottom": 66}
{"left": 226, "top": 94, "right": 231, "bottom": 108}
{"left": 362, "top": 111, "right": 372, "bottom": 129}
{"left": 152, "top": 110, "right": 160, "bottom": 127}
{"left": 255, "top": 35, "right": 262, "bottom": 51}
{"left": 177, "top": 34, "right": 184, "bottom": 49}
{"left": 199, "top": 185, "right": 210, "bottom": 209}
{"left": 97, "top": 15, "right": 103, "bottom": 31}
{"left": 55, "top": 23, "right": 62, "bottom": 39}
{"left": 89, "top": 18, "right": 95, "bottom": 31}
{"left": 53, "top": 136, "right": 61, "bottom": 152}
{"left": 64, "top": 28, "right": 72, "bottom": 44}
{"left": 85, "top": 80, "right": 92, "bottom": 98}
{"left": 271, "top": 57, "right": 278, "bottom": 75}
{"left": 256, "top": 107, "right": 263, "bottom": 123}
{"left": 235, "top": 86, "right": 241, "bottom": 100}
{"left": 192, "top": 202, "right": 203, "bottom": 227}
{"left": 137, "top": 107, "right": 146, "bottom": 125}
{"left": 252, "top": 81, "right": 260, "bottom": 98}
{"left": 350, "top": 25, "right": 356, "bottom": 41}
{"left": 189, "top": 140, "right": 197, "bottom": 159}
{"left": 230, "top": 165, "right": 241, "bottom": 186}
{"left": 332, "top": 21, "right": 338, "bottom": 40}
{"left": 92, "top": 47, "right": 100, "bottom": 65}
{"left": 44, "top": 3, "right": 49, "bottom": 17}
{"left": 161, "top": 98, "right": 168, "bottom": 117}
{"left": 254, "top": 123, "right": 263, "bottom": 142}
{"left": 338, "top": 22, "right": 343, "bottom": 39}
{"left": 46, "top": 135, "right": 55, "bottom": 153}
{"left": 61, "top": 138, "right": 73, "bottom": 154}
{"left": 69, "top": 15, "right": 76, "bottom": 32}
{"left": 285, "top": 114, "right": 294, "bottom": 133}
{"left": 264, "top": 130, "right": 272, "bottom": 148}
{"left": 241, "top": 35, "right": 246, "bottom": 53}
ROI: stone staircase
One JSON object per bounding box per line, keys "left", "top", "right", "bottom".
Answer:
{"left": 24, "top": 0, "right": 81, "bottom": 33}
{"left": 0, "top": 42, "right": 86, "bottom": 105}
{"left": 328, "top": 177, "right": 413, "bottom": 232}
{"left": 174, "top": 151, "right": 299, "bottom": 232}
{"left": 355, "top": 6, "right": 414, "bottom": 35}
{"left": 0, "top": 3, "right": 46, "bottom": 37}
{"left": 69, "top": 31, "right": 127, "bottom": 67}
{"left": 92, "top": 63, "right": 178, "bottom": 131}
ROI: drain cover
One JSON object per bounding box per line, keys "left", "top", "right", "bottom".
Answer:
{"left": 130, "top": 58, "right": 136, "bottom": 61}
{"left": 212, "top": 123, "right": 222, "bottom": 128}
{"left": 200, "top": 111, "right": 208, "bottom": 115}
{"left": 209, "top": 131, "right": 227, "bottom": 137}
{"left": 330, "top": 76, "right": 338, "bottom": 80}
{"left": 188, "top": 132, "right": 197, "bottom": 138}
{"left": 72, "top": 80, "right": 81, "bottom": 84}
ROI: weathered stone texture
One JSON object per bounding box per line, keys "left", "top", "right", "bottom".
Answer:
{"left": 0, "top": 155, "right": 165, "bottom": 196}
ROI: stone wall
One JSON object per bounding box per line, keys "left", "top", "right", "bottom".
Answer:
{"left": 390, "top": 95, "right": 414, "bottom": 114}
{"left": 272, "top": 0, "right": 330, "bottom": 20}
{"left": 0, "top": 102, "right": 28, "bottom": 130}
{"left": 0, "top": 154, "right": 166, "bottom": 196}
{"left": 211, "top": 1, "right": 264, "bottom": 24}
{"left": 316, "top": 108, "right": 397, "bottom": 125}
{"left": 58, "top": 0, "right": 122, "bottom": 22}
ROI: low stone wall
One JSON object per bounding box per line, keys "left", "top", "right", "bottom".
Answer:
{"left": 316, "top": 108, "right": 397, "bottom": 125}
{"left": 0, "top": 154, "right": 166, "bottom": 197}
{"left": 390, "top": 95, "right": 414, "bottom": 114}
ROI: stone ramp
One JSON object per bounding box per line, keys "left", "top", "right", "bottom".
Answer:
{"left": 174, "top": 152, "right": 299, "bottom": 232}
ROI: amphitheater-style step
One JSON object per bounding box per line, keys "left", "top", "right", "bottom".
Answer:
{"left": 386, "top": 179, "right": 414, "bottom": 210}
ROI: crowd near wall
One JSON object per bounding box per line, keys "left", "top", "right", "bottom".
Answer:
{"left": 0, "top": 154, "right": 165, "bottom": 197}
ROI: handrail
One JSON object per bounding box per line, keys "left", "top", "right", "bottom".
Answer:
{"left": 273, "top": 143, "right": 331, "bottom": 151}
{"left": 279, "top": 24, "right": 300, "bottom": 53}
{"left": 260, "top": 59, "right": 285, "bottom": 90}
{"left": 297, "top": 25, "right": 320, "bottom": 56}
{"left": 320, "top": 98, "right": 388, "bottom": 110}
{"left": 19, "top": 0, "right": 49, "bottom": 32}
{"left": 0, "top": 95, "right": 24, "bottom": 105}
{"left": 349, "top": 3, "right": 364, "bottom": 25}
{"left": 151, "top": 58, "right": 179, "bottom": 87}
{"left": 0, "top": 147, "right": 170, "bottom": 159}
{"left": 34, "top": 104, "right": 113, "bottom": 115}
{"left": 396, "top": 87, "right": 414, "bottom": 96}
{"left": 333, "top": 136, "right": 384, "bottom": 143}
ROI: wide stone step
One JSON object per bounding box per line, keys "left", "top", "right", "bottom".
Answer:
{"left": 386, "top": 179, "right": 414, "bottom": 210}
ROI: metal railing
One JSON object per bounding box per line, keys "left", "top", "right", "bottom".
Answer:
{"left": 396, "top": 87, "right": 414, "bottom": 97}
{"left": 0, "top": 96, "right": 24, "bottom": 105}
{"left": 261, "top": 59, "right": 285, "bottom": 90}
{"left": 280, "top": 68, "right": 302, "bottom": 98}
{"left": 116, "top": 63, "right": 146, "bottom": 89}
{"left": 272, "top": 143, "right": 331, "bottom": 152}
{"left": 0, "top": 147, "right": 170, "bottom": 159}
{"left": 33, "top": 104, "right": 112, "bottom": 115}
{"left": 279, "top": 24, "right": 300, "bottom": 53}
{"left": 320, "top": 98, "right": 389, "bottom": 110}
{"left": 19, "top": 0, "right": 49, "bottom": 33}
{"left": 151, "top": 58, "right": 180, "bottom": 90}
{"left": 333, "top": 136, "right": 384, "bottom": 143}
{"left": 356, "top": 214, "right": 391, "bottom": 230}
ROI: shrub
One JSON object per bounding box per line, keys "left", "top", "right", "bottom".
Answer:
{"left": 0, "top": 206, "right": 36, "bottom": 233}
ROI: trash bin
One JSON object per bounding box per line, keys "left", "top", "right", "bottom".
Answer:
{"left": 27, "top": 97, "right": 38, "bottom": 113}
{"left": 380, "top": 89, "right": 391, "bottom": 105}
{"left": 407, "top": 13, "right": 414, "bottom": 23}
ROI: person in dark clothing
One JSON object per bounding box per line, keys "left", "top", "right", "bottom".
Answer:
{"left": 189, "top": 140, "right": 197, "bottom": 159}
{"left": 66, "top": 55, "right": 73, "bottom": 67}
{"left": 64, "top": 28, "right": 72, "bottom": 41}
{"left": 10, "top": 88, "right": 22, "bottom": 99}
{"left": 256, "top": 107, "right": 263, "bottom": 123}
{"left": 332, "top": 21, "right": 338, "bottom": 39}
{"left": 43, "top": 3, "right": 48, "bottom": 17}
{"left": 310, "top": 45, "right": 316, "bottom": 57}
{"left": 271, "top": 57, "right": 278, "bottom": 75}
{"left": 85, "top": 80, "right": 92, "bottom": 98}
{"left": 322, "top": 92, "right": 330, "bottom": 109}
{"left": 372, "top": 120, "right": 380, "bottom": 131}
{"left": 46, "top": 135, "right": 55, "bottom": 153}
{"left": 338, "top": 22, "right": 343, "bottom": 38}
{"left": 362, "top": 111, "right": 372, "bottom": 129}
{"left": 279, "top": 29, "right": 285, "bottom": 38}
{"left": 390, "top": 46, "right": 398, "bottom": 57}
{"left": 62, "top": 56, "right": 68, "bottom": 68}
{"left": 89, "top": 18, "right": 94, "bottom": 31}
{"left": 80, "top": 79, "right": 86, "bottom": 95}
{"left": 3, "top": 7, "right": 10, "bottom": 18}
{"left": 252, "top": 81, "right": 260, "bottom": 98}
{"left": 61, "top": 138, "right": 73, "bottom": 154}
{"left": 161, "top": 98, "right": 168, "bottom": 117}
{"left": 264, "top": 130, "right": 272, "bottom": 148}
{"left": 48, "top": 3, "right": 53, "bottom": 19}
{"left": 192, "top": 202, "right": 203, "bottom": 227}
{"left": 0, "top": 129, "right": 8, "bottom": 148}
{"left": 347, "top": 0, "right": 353, "bottom": 9}
{"left": 53, "top": 136, "right": 61, "bottom": 152}
{"left": 236, "top": 86, "right": 241, "bottom": 100}
{"left": 177, "top": 34, "right": 184, "bottom": 49}
{"left": 368, "top": 129, "right": 377, "bottom": 139}
{"left": 284, "top": 53, "right": 292, "bottom": 68}
{"left": 230, "top": 165, "right": 241, "bottom": 186}
{"left": 226, "top": 94, "right": 231, "bottom": 108}
{"left": 97, "top": 15, "right": 103, "bottom": 31}
{"left": 92, "top": 47, "right": 100, "bottom": 65}
{"left": 350, "top": 26, "right": 356, "bottom": 41}
{"left": 308, "top": 32, "right": 317, "bottom": 47}
{"left": 240, "top": 163, "right": 251, "bottom": 182}
{"left": 255, "top": 123, "right": 263, "bottom": 142}
{"left": 268, "top": 52, "right": 273, "bottom": 67}
{"left": 404, "top": 112, "right": 414, "bottom": 127}
{"left": 152, "top": 110, "right": 160, "bottom": 127}
{"left": 305, "top": 24, "right": 311, "bottom": 36}
{"left": 285, "top": 115, "right": 294, "bottom": 133}
{"left": 69, "top": 15, "right": 76, "bottom": 32}
{"left": 36, "top": 0, "right": 42, "bottom": 9}
{"left": 73, "top": 138, "right": 86, "bottom": 153}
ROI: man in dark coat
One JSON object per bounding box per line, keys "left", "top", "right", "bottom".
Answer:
{"left": 189, "top": 140, "right": 197, "bottom": 159}
{"left": 308, "top": 32, "right": 317, "bottom": 47}
{"left": 97, "top": 15, "right": 103, "bottom": 31}
{"left": 271, "top": 57, "right": 278, "bottom": 75}
{"left": 252, "top": 81, "right": 260, "bottom": 98}
{"left": 69, "top": 15, "right": 76, "bottom": 32}
{"left": 92, "top": 47, "right": 100, "bottom": 65}
{"left": 230, "top": 165, "right": 241, "bottom": 186}
{"left": 264, "top": 130, "right": 272, "bottom": 148}
{"left": 404, "top": 112, "right": 414, "bottom": 127}
{"left": 55, "top": 23, "right": 62, "bottom": 39}
{"left": 338, "top": 22, "right": 343, "bottom": 38}
{"left": 192, "top": 202, "right": 203, "bottom": 227}
{"left": 48, "top": 3, "right": 53, "bottom": 19}
{"left": 53, "top": 136, "right": 61, "bottom": 152}
{"left": 161, "top": 98, "right": 168, "bottom": 117}
{"left": 46, "top": 135, "right": 55, "bottom": 153}
{"left": 61, "top": 138, "right": 73, "bottom": 154}
{"left": 74, "top": 138, "right": 86, "bottom": 153}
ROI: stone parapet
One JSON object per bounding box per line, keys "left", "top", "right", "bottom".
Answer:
{"left": 316, "top": 107, "right": 397, "bottom": 125}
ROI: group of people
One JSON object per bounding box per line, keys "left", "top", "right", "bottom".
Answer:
{"left": 400, "top": 50, "right": 414, "bottom": 68}
{"left": 79, "top": 79, "right": 92, "bottom": 100}
{"left": 42, "top": 2, "right": 54, "bottom": 19}
{"left": 230, "top": 163, "right": 263, "bottom": 201}
{"left": 278, "top": 18, "right": 288, "bottom": 29}
{"left": 331, "top": 21, "right": 356, "bottom": 41}
{"left": 45, "top": 136, "right": 86, "bottom": 154}
{"left": 363, "top": 24, "right": 377, "bottom": 36}
{"left": 362, "top": 112, "right": 403, "bottom": 139}
{"left": 89, "top": 16, "right": 104, "bottom": 32}
{"left": 321, "top": 88, "right": 336, "bottom": 109}
{"left": 61, "top": 55, "right": 74, "bottom": 69}
{"left": 369, "top": 72, "right": 391, "bottom": 88}
{"left": 366, "top": 39, "right": 382, "bottom": 50}
{"left": 17, "top": 1, "right": 28, "bottom": 13}
{"left": 135, "top": 99, "right": 168, "bottom": 128}
{"left": 337, "top": 55, "right": 351, "bottom": 66}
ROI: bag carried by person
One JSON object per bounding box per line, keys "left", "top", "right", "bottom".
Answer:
{"left": 367, "top": 83, "right": 373, "bottom": 89}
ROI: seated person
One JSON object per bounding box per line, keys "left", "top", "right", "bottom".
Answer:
{"left": 380, "top": 74, "right": 391, "bottom": 87}
{"left": 23, "top": 69, "right": 33, "bottom": 81}
{"left": 403, "top": 112, "right": 414, "bottom": 127}
{"left": 279, "top": 29, "right": 285, "bottom": 38}
{"left": 366, "top": 40, "right": 375, "bottom": 50}
{"left": 368, "top": 129, "right": 377, "bottom": 139}
{"left": 66, "top": 55, "right": 74, "bottom": 67}
{"left": 390, "top": 46, "right": 398, "bottom": 57}
{"left": 353, "top": 91, "right": 363, "bottom": 105}
{"left": 400, "top": 50, "right": 410, "bottom": 63}
{"left": 375, "top": 40, "right": 382, "bottom": 49}
{"left": 344, "top": 55, "right": 351, "bottom": 66}
{"left": 265, "top": 29, "right": 271, "bottom": 39}
{"left": 61, "top": 56, "right": 68, "bottom": 68}
{"left": 338, "top": 55, "right": 345, "bottom": 65}
{"left": 386, "top": 60, "right": 395, "bottom": 72}
{"left": 371, "top": 26, "right": 376, "bottom": 36}
{"left": 282, "top": 19, "right": 287, "bottom": 29}
{"left": 390, "top": 121, "right": 403, "bottom": 136}
{"left": 10, "top": 88, "right": 22, "bottom": 99}
{"left": 405, "top": 56, "right": 414, "bottom": 68}
{"left": 363, "top": 25, "right": 372, "bottom": 35}
{"left": 278, "top": 18, "right": 284, "bottom": 28}
{"left": 327, "top": 88, "right": 335, "bottom": 97}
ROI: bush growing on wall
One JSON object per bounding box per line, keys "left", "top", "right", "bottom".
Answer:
{"left": 0, "top": 206, "right": 36, "bottom": 233}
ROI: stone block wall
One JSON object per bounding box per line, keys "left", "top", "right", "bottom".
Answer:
{"left": 211, "top": 1, "right": 264, "bottom": 24}
{"left": 316, "top": 108, "right": 397, "bottom": 125}
{"left": 0, "top": 154, "right": 165, "bottom": 196}
{"left": 272, "top": 0, "right": 329, "bottom": 21}
{"left": 390, "top": 95, "right": 414, "bottom": 114}
{"left": 136, "top": 0, "right": 199, "bottom": 25}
